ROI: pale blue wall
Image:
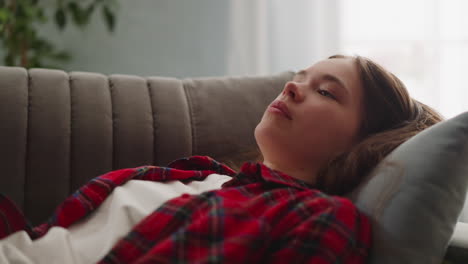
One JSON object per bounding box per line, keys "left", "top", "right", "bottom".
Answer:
{"left": 1, "top": 0, "right": 229, "bottom": 78}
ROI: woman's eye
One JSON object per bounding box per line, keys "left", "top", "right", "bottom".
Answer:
{"left": 318, "top": 89, "right": 336, "bottom": 100}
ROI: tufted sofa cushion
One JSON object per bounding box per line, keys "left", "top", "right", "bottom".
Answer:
{"left": 0, "top": 66, "right": 293, "bottom": 224}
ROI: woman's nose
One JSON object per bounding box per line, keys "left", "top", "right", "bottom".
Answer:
{"left": 283, "top": 81, "right": 304, "bottom": 102}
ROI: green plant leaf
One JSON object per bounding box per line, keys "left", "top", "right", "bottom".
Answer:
{"left": 32, "top": 38, "right": 54, "bottom": 55}
{"left": 15, "top": 4, "right": 25, "bottom": 18}
{"left": 1, "top": 0, "right": 118, "bottom": 69}
{"left": 54, "top": 8, "right": 67, "bottom": 30}
{"left": 68, "top": 2, "right": 87, "bottom": 27}
{"left": 102, "top": 5, "right": 115, "bottom": 31}
{"left": 85, "top": 3, "right": 95, "bottom": 17}
{"left": 22, "top": 5, "right": 36, "bottom": 19}
{"left": 5, "top": 52, "right": 15, "bottom": 66}
{"left": 38, "top": 8, "right": 46, "bottom": 22}
{"left": 51, "top": 50, "right": 71, "bottom": 61}
{"left": 0, "top": 8, "right": 10, "bottom": 22}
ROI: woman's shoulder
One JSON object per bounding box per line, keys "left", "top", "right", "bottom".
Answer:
{"left": 294, "top": 190, "right": 368, "bottom": 222}
{"left": 275, "top": 189, "right": 372, "bottom": 258}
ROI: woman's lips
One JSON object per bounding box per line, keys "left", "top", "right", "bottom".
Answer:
{"left": 269, "top": 100, "right": 292, "bottom": 120}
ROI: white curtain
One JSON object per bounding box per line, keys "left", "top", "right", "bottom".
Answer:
{"left": 226, "top": 0, "right": 468, "bottom": 222}
{"left": 226, "top": 0, "right": 340, "bottom": 76}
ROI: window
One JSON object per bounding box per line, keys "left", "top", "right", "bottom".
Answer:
{"left": 339, "top": 0, "right": 468, "bottom": 118}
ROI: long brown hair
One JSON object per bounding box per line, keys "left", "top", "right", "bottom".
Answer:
{"left": 316, "top": 55, "right": 443, "bottom": 195}
{"left": 221, "top": 55, "right": 444, "bottom": 195}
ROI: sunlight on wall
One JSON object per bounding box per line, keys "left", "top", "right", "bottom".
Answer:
{"left": 339, "top": 0, "right": 468, "bottom": 118}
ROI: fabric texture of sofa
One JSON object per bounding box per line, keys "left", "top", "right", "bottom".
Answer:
{"left": 0, "top": 66, "right": 467, "bottom": 263}
{"left": 0, "top": 66, "right": 293, "bottom": 225}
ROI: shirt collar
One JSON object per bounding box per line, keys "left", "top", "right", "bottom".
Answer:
{"left": 222, "top": 161, "right": 315, "bottom": 190}
{"left": 168, "top": 156, "right": 315, "bottom": 190}
{"left": 167, "top": 155, "right": 237, "bottom": 176}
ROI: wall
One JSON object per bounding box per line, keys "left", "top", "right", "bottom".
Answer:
{"left": 1, "top": 0, "right": 229, "bottom": 78}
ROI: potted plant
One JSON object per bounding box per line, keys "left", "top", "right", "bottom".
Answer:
{"left": 0, "top": 0, "right": 118, "bottom": 68}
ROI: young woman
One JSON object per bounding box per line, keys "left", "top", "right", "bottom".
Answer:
{"left": 0, "top": 55, "right": 443, "bottom": 263}
{"left": 253, "top": 54, "right": 442, "bottom": 195}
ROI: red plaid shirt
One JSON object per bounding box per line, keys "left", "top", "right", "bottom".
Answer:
{"left": 0, "top": 156, "right": 371, "bottom": 263}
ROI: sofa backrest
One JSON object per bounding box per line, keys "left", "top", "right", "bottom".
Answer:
{"left": 0, "top": 66, "right": 293, "bottom": 224}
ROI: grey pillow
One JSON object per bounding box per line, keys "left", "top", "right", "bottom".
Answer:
{"left": 348, "top": 111, "right": 468, "bottom": 264}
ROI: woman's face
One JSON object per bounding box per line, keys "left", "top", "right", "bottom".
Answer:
{"left": 254, "top": 57, "right": 364, "bottom": 183}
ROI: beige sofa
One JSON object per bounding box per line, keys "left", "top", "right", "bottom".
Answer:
{"left": 0, "top": 66, "right": 293, "bottom": 224}
{"left": 0, "top": 66, "right": 466, "bottom": 263}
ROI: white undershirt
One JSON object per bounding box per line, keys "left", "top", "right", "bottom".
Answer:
{"left": 0, "top": 174, "right": 232, "bottom": 264}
